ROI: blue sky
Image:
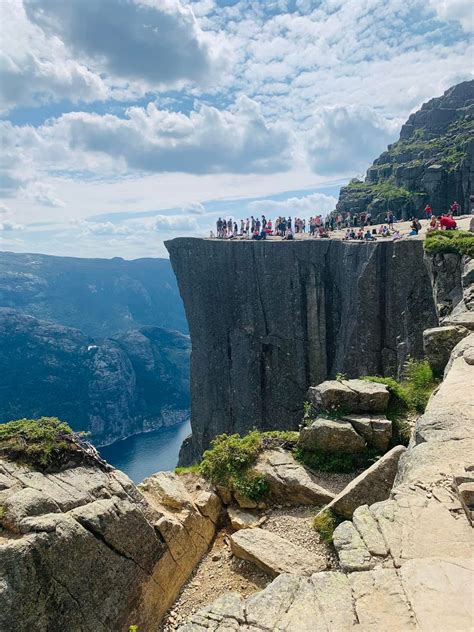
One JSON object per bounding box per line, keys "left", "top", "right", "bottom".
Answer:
{"left": 0, "top": 0, "right": 472, "bottom": 258}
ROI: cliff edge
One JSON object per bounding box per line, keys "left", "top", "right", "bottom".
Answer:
{"left": 166, "top": 238, "right": 438, "bottom": 463}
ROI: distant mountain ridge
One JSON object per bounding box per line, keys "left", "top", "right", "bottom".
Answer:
{"left": 0, "top": 251, "right": 188, "bottom": 337}
{"left": 336, "top": 81, "right": 474, "bottom": 221}
{"left": 0, "top": 251, "right": 190, "bottom": 445}
{"left": 0, "top": 308, "right": 190, "bottom": 445}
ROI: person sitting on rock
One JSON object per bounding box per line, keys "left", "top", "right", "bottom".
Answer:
{"left": 364, "top": 229, "right": 375, "bottom": 241}
{"left": 427, "top": 216, "right": 438, "bottom": 231}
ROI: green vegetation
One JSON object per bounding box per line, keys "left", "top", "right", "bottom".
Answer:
{"left": 313, "top": 509, "right": 337, "bottom": 544}
{"left": 364, "top": 359, "right": 437, "bottom": 445}
{"left": 0, "top": 505, "right": 5, "bottom": 524}
{"left": 186, "top": 430, "right": 299, "bottom": 502}
{"left": 0, "top": 417, "right": 81, "bottom": 468}
{"left": 294, "top": 446, "right": 379, "bottom": 474}
{"left": 175, "top": 464, "right": 200, "bottom": 475}
{"left": 345, "top": 179, "right": 412, "bottom": 203}
{"left": 424, "top": 230, "right": 474, "bottom": 258}
{"left": 198, "top": 432, "right": 267, "bottom": 501}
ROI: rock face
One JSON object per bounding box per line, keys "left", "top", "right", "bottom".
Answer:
{"left": 0, "top": 250, "right": 187, "bottom": 337}
{"left": 179, "top": 335, "right": 474, "bottom": 632}
{"left": 0, "top": 308, "right": 190, "bottom": 445}
{"left": 230, "top": 528, "right": 327, "bottom": 577}
{"left": 335, "top": 81, "right": 474, "bottom": 221}
{"left": 323, "top": 445, "right": 406, "bottom": 518}
{"left": 423, "top": 324, "right": 470, "bottom": 374}
{"left": 0, "top": 460, "right": 220, "bottom": 631}
{"left": 307, "top": 379, "right": 389, "bottom": 414}
{"left": 166, "top": 238, "right": 437, "bottom": 463}
{"left": 299, "top": 418, "right": 367, "bottom": 454}
{"left": 253, "top": 449, "right": 334, "bottom": 505}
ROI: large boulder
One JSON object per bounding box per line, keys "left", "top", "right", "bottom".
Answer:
{"left": 253, "top": 449, "right": 334, "bottom": 505}
{"left": 342, "top": 414, "right": 392, "bottom": 452}
{"left": 423, "top": 325, "right": 470, "bottom": 374}
{"left": 298, "top": 418, "right": 366, "bottom": 454}
{"left": 321, "top": 445, "right": 406, "bottom": 518}
{"left": 308, "top": 379, "right": 389, "bottom": 414}
{"left": 0, "top": 460, "right": 219, "bottom": 632}
{"left": 230, "top": 528, "right": 327, "bottom": 577}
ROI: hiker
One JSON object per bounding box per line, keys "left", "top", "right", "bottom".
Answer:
{"left": 387, "top": 210, "right": 394, "bottom": 229}
{"left": 424, "top": 204, "right": 432, "bottom": 219}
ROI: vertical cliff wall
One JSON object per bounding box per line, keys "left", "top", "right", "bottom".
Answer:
{"left": 166, "top": 238, "right": 438, "bottom": 464}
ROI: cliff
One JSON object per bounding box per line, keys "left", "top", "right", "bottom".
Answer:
{"left": 166, "top": 238, "right": 438, "bottom": 463}
{"left": 336, "top": 81, "right": 474, "bottom": 221}
{"left": 0, "top": 250, "right": 187, "bottom": 336}
{"left": 0, "top": 452, "right": 221, "bottom": 631}
{"left": 0, "top": 308, "right": 190, "bottom": 445}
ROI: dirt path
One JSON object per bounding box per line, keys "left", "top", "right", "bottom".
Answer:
{"left": 158, "top": 470, "right": 356, "bottom": 631}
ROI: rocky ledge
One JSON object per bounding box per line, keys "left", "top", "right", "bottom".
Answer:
{"left": 178, "top": 334, "right": 474, "bottom": 631}
{"left": 0, "top": 462, "right": 220, "bottom": 631}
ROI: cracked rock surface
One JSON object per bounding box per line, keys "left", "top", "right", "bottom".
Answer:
{"left": 0, "top": 463, "right": 220, "bottom": 632}
{"left": 178, "top": 335, "right": 474, "bottom": 631}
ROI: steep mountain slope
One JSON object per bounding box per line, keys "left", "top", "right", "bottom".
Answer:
{"left": 0, "top": 251, "right": 188, "bottom": 336}
{"left": 336, "top": 81, "right": 473, "bottom": 221}
{"left": 0, "top": 308, "right": 190, "bottom": 445}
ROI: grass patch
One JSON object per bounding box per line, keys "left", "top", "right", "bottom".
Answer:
{"left": 313, "top": 509, "right": 337, "bottom": 544}
{"left": 363, "top": 359, "right": 437, "bottom": 445}
{"left": 294, "top": 446, "right": 379, "bottom": 473}
{"left": 0, "top": 417, "right": 97, "bottom": 471}
{"left": 424, "top": 230, "right": 474, "bottom": 258}
{"left": 175, "top": 464, "right": 200, "bottom": 475}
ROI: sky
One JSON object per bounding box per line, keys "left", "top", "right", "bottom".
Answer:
{"left": 0, "top": 0, "right": 472, "bottom": 259}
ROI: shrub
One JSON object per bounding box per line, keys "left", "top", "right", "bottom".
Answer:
{"left": 233, "top": 471, "right": 269, "bottom": 501}
{"left": 402, "top": 358, "right": 434, "bottom": 413}
{"left": 313, "top": 509, "right": 337, "bottom": 544}
{"left": 175, "top": 464, "right": 200, "bottom": 475}
{"left": 199, "top": 432, "right": 262, "bottom": 487}
{"left": 0, "top": 417, "right": 77, "bottom": 468}
{"left": 424, "top": 230, "right": 474, "bottom": 258}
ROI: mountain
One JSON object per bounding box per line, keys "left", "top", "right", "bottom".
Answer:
{"left": 0, "top": 308, "right": 190, "bottom": 445}
{"left": 0, "top": 251, "right": 187, "bottom": 337}
{"left": 336, "top": 81, "right": 474, "bottom": 221}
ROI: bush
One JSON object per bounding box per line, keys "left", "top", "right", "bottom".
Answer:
{"left": 198, "top": 431, "right": 269, "bottom": 501}
{"left": 424, "top": 230, "right": 474, "bottom": 258}
{"left": 0, "top": 417, "right": 76, "bottom": 468}
{"left": 197, "top": 430, "right": 299, "bottom": 502}
{"left": 313, "top": 509, "right": 337, "bottom": 544}
{"left": 402, "top": 358, "right": 434, "bottom": 413}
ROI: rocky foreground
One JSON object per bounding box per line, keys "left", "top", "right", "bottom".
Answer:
{"left": 177, "top": 334, "right": 474, "bottom": 631}
{"left": 0, "top": 333, "right": 472, "bottom": 631}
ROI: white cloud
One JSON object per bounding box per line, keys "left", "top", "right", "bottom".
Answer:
{"left": 0, "top": 203, "right": 10, "bottom": 215}
{"left": 151, "top": 214, "right": 199, "bottom": 232}
{"left": 0, "top": 220, "right": 25, "bottom": 231}
{"left": 182, "top": 202, "right": 206, "bottom": 214}
{"left": 0, "top": 0, "right": 108, "bottom": 111}
{"left": 429, "top": 0, "right": 474, "bottom": 32}
{"left": 249, "top": 191, "right": 337, "bottom": 216}
{"left": 305, "top": 105, "right": 400, "bottom": 176}
{"left": 78, "top": 220, "right": 133, "bottom": 236}
{"left": 24, "top": 0, "right": 222, "bottom": 88}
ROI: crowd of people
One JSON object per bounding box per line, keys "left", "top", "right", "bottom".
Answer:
{"left": 210, "top": 200, "right": 463, "bottom": 242}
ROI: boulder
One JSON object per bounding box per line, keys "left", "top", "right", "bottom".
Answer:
{"left": 307, "top": 379, "right": 389, "bottom": 414}
{"left": 253, "top": 449, "right": 334, "bottom": 505}
{"left": 298, "top": 418, "right": 366, "bottom": 454}
{"left": 230, "top": 528, "right": 327, "bottom": 577}
{"left": 321, "top": 445, "right": 406, "bottom": 518}
{"left": 342, "top": 414, "right": 392, "bottom": 452}
{"left": 227, "top": 507, "right": 263, "bottom": 530}
{"left": 423, "top": 325, "right": 470, "bottom": 374}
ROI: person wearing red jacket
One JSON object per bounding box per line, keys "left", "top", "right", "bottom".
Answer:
{"left": 424, "top": 204, "right": 432, "bottom": 218}
{"left": 440, "top": 215, "right": 457, "bottom": 230}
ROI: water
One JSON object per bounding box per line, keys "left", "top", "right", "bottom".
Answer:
{"left": 99, "top": 420, "right": 191, "bottom": 483}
